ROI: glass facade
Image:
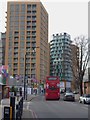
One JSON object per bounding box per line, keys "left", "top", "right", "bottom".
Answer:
{"left": 50, "top": 33, "right": 73, "bottom": 81}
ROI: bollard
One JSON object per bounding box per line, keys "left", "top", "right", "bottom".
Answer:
{"left": 10, "top": 106, "right": 12, "bottom": 119}
{"left": 16, "top": 97, "right": 23, "bottom": 120}
{"left": 16, "top": 104, "right": 19, "bottom": 120}
{"left": 4, "top": 106, "right": 10, "bottom": 120}
{"left": 17, "top": 96, "right": 19, "bottom": 101}
{"left": 10, "top": 96, "right": 15, "bottom": 120}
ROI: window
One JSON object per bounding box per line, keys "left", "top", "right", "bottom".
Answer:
{"left": 20, "top": 42, "right": 25, "bottom": 47}
{"left": 27, "top": 26, "right": 31, "bottom": 31}
{"left": 14, "top": 21, "right": 19, "bottom": 26}
{"left": 20, "top": 21, "right": 25, "bottom": 26}
{"left": 27, "top": 36, "right": 31, "bottom": 40}
{"left": 21, "top": 4, "right": 26, "bottom": 11}
{"left": 14, "top": 26, "right": 19, "bottom": 30}
{"left": 20, "top": 16, "right": 25, "bottom": 21}
{"left": 14, "top": 42, "right": 18, "bottom": 47}
{"left": 32, "top": 26, "right": 36, "bottom": 30}
{"left": 27, "top": 11, "right": 31, "bottom": 14}
{"left": 27, "top": 31, "right": 30, "bottom": 35}
{"left": 20, "top": 26, "right": 25, "bottom": 30}
{"left": 32, "top": 4, "right": 36, "bottom": 9}
{"left": 32, "top": 10, "right": 36, "bottom": 14}
{"left": 15, "top": 4, "right": 19, "bottom": 11}
{"left": 20, "top": 31, "right": 25, "bottom": 36}
{"left": 27, "top": 5, "right": 31, "bottom": 10}
{"left": 32, "top": 31, "right": 36, "bottom": 36}
{"left": 27, "top": 16, "right": 31, "bottom": 21}
{"left": 10, "top": 4, "right": 14, "bottom": 11}
{"left": 26, "top": 42, "right": 30, "bottom": 47}
{"left": 14, "top": 37, "right": 19, "bottom": 41}
{"left": 10, "top": 16, "right": 14, "bottom": 22}
{"left": 20, "top": 36, "right": 25, "bottom": 40}
{"left": 32, "top": 16, "right": 36, "bottom": 19}
{"left": 9, "top": 42, "right": 13, "bottom": 47}
{"left": 15, "top": 11, "right": 19, "bottom": 15}
{"left": 27, "top": 21, "right": 31, "bottom": 26}
{"left": 14, "top": 31, "right": 19, "bottom": 36}
{"left": 32, "top": 42, "right": 36, "bottom": 47}
{"left": 15, "top": 16, "right": 19, "bottom": 21}
{"left": 32, "top": 22, "right": 36, "bottom": 26}
{"left": 31, "top": 74, "right": 35, "bottom": 78}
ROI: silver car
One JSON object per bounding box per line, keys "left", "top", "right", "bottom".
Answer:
{"left": 63, "top": 92, "right": 75, "bottom": 101}
{"left": 79, "top": 94, "right": 90, "bottom": 104}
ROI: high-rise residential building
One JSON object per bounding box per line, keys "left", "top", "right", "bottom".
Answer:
{"left": 0, "top": 33, "right": 2, "bottom": 66}
{"left": 0, "top": 33, "right": 6, "bottom": 66}
{"left": 71, "top": 44, "right": 79, "bottom": 90}
{"left": 5, "top": 1, "right": 49, "bottom": 84}
{"left": 50, "top": 32, "right": 73, "bottom": 82}
{"left": 88, "top": 38, "right": 90, "bottom": 81}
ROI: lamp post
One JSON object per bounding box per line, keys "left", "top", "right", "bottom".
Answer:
{"left": 24, "top": 54, "right": 26, "bottom": 100}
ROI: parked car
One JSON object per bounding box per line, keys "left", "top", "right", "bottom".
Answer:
{"left": 79, "top": 94, "right": 90, "bottom": 104}
{"left": 73, "top": 91, "right": 79, "bottom": 94}
{"left": 63, "top": 92, "right": 75, "bottom": 101}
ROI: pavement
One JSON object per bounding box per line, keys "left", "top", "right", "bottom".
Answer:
{"left": 0, "top": 104, "right": 2, "bottom": 120}
{"left": 24, "top": 94, "right": 38, "bottom": 102}
{"left": 0, "top": 94, "right": 38, "bottom": 120}
{"left": 22, "top": 94, "right": 38, "bottom": 119}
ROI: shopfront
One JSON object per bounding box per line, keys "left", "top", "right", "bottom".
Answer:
{"left": 0, "top": 65, "right": 9, "bottom": 100}
{"left": 0, "top": 84, "right": 2, "bottom": 102}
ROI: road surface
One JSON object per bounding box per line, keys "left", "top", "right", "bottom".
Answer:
{"left": 23, "top": 94, "right": 89, "bottom": 119}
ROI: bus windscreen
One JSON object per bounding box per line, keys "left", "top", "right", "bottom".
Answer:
{"left": 48, "top": 77, "right": 57, "bottom": 80}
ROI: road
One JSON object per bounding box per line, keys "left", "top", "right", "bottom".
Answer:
{"left": 23, "top": 94, "right": 89, "bottom": 119}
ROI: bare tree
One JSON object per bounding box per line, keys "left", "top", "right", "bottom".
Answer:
{"left": 71, "top": 44, "right": 79, "bottom": 90}
{"left": 73, "top": 35, "right": 89, "bottom": 96}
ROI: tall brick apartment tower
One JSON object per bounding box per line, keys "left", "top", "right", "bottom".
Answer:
{"left": 5, "top": 0, "right": 49, "bottom": 84}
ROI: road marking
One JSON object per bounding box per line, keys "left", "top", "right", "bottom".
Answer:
{"left": 30, "top": 109, "right": 38, "bottom": 119}
{"left": 81, "top": 106, "right": 88, "bottom": 110}
{"left": 27, "top": 105, "right": 29, "bottom": 110}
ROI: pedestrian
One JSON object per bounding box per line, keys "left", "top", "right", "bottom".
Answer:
{"left": 41, "top": 87, "right": 43, "bottom": 94}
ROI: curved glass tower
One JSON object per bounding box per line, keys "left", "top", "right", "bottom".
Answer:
{"left": 50, "top": 32, "right": 73, "bottom": 82}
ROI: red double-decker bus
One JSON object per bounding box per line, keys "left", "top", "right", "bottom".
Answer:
{"left": 45, "top": 76, "right": 60, "bottom": 100}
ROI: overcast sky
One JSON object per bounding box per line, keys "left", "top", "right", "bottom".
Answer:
{"left": 0, "top": 0, "right": 88, "bottom": 41}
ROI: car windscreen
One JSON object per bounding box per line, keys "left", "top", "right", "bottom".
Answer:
{"left": 65, "top": 92, "right": 74, "bottom": 96}
{"left": 86, "top": 94, "right": 90, "bottom": 97}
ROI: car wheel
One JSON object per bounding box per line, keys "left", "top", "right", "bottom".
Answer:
{"left": 63, "top": 98, "right": 65, "bottom": 101}
{"left": 57, "top": 98, "right": 60, "bottom": 100}
{"left": 79, "top": 99, "right": 81, "bottom": 103}
{"left": 83, "top": 100, "right": 86, "bottom": 104}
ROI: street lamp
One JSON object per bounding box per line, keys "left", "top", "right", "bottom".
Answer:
{"left": 24, "top": 47, "right": 39, "bottom": 100}
{"left": 24, "top": 53, "right": 27, "bottom": 100}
